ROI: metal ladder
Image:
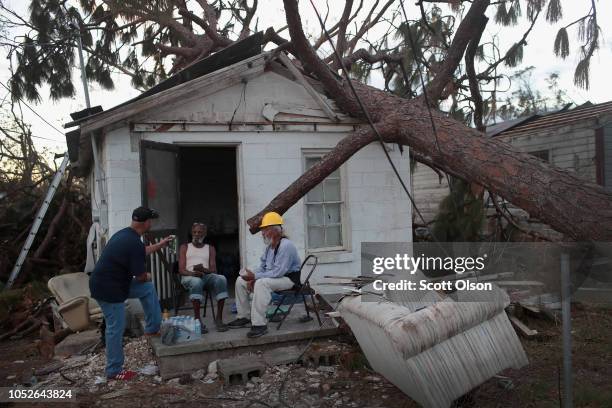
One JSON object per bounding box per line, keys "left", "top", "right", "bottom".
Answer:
{"left": 4, "top": 152, "right": 70, "bottom": 290}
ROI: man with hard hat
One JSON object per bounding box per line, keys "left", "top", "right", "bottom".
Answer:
{"left": 227, "top": 212, "right": 301, "bottom": 338}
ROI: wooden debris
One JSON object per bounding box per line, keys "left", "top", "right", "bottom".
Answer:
{"left": 35, "top": 360, "right": 65, "bottom": 376}
{"left": 518, "top": 302, "right": 541, "bottom": 315}
{"left": 277, "top": 52, "right": 339, "bottom": 122}
{"left": 496, "top": 281, "right": 545, "bottom": 287}
{"left": 509, "top": 315, "right": 539, "bottom": 338}
{"left": 322, "top": 275, "right": 378, "bottom": 289}
{"left": 38, "top": 322, "right": 56, "bottom": 359}
{"left": 101, "top": 389, "right": 132, "bottom": 400}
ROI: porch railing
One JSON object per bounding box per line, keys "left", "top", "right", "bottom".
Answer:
{"left": 146, "top": 236, "right": 176, "bottom": 308}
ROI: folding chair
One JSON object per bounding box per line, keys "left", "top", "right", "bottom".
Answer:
{"left": 170, "top": 261, "right": 216, "bottom": 319}
{"left": 269, "top": 255, "right": 322, "bottom": 330}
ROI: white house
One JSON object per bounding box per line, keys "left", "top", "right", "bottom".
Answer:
{"left": 65, "top": 35, "right": 412, "bottom": 303}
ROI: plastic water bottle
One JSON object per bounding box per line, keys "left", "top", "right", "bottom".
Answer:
{"left": 168, "top": 235, "right": 178, "bottom": 254}
{"left": 194, "top": 319, "right": 201, "bottom": 339}
{"left": 186, "top": 316, "right": 193, "bottom": 340}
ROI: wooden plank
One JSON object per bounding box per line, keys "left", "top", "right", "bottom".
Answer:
{"left": 79, "top": 53, "right": 267, "bottom": 135}
{"left": 496, "top": 281, "right": 545, "bottom": 287}
{"left": 504, "top": 132, "right": 594, "bottom": 147}
{"left": 518, "top": 302, "right": 541, "bottom": 315}
{"left": 511, "top": 139, "right": 594, "bottom": 153}
{"left": 509, "top": 315, "right": 539, "bottom": 338}
{"left": 277, "top": 52, "right": 339, "bottom": 122}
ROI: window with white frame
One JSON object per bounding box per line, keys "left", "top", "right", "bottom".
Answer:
{"left": 304, "top": 152, "right": 346, "bottom": 251}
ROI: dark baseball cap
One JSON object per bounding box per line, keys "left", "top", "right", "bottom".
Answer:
{"left": 132, "top": 207, "right": 159, "bottom": 222}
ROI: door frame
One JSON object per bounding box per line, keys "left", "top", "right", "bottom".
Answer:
{"left": 169, "top": 141, "right": 245, "bottom": 270}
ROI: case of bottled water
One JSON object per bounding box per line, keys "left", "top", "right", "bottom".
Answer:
{"left": 163, "top": 315, "right": 201, "bottom": 343}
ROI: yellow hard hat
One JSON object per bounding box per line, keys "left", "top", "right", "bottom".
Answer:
{"left": 260, "top": 212, "right": 283, "bottom": 228}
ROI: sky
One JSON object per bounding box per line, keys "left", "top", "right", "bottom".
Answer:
{"left": 0, "top": 0, "right": 610, "bottom": 161}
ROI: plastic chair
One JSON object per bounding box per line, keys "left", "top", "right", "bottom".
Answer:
{"left": 269, "top": 255, "right": 322, "bottom": 330}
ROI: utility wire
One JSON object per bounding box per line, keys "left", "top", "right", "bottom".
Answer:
{"left": 307, "top": 0, "right": 430, "bottom": 226}
{"left": 307, "top": 0, "right": 465, "bottom": 260}
{"left": 398, "top": 0, "right": 458, "bottom": 208}
{"left": 0, "top": 80, "right": 66, "bottom": 138}
{"left": 228, "top": 80, "right": 248, "bottom": 130}
{"left": 0, "top": 126, "right": 62, "bottom": 142}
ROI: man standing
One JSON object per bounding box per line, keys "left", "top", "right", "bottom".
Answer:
{"left": 179, "top": 222, "right": 229, "bottom": 332}
{"left": 90, "top": 206, "right": 172, "bottom": 380}
{"left": 228, "top": 212, "right": 301, "bottom": 338}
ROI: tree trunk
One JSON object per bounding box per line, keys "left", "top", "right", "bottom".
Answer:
{"left": 249, "top": 86, "right": 612, "bottom": 240}
{"left": 246, "top": 0, "right": 612, "bottom": 241}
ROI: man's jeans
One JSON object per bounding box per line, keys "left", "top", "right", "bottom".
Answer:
{"left": 181, "top": 273, "right": 229, "bottom": 302}
{"left": 97, "top": 280, "right": 161, "bottom": 377}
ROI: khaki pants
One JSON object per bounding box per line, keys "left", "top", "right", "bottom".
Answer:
{"left": 235, "top": 276, "right": 294, "bottom": 326}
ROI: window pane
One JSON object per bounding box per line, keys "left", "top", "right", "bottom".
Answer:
{"left": 304, "top": 152, "right": 345, "bottom": 250}
{"left": 307, "top": 204, "right": 324, "bottom": 226}
{"left": 323, "top": 179, "right": 341, "bottom": 201}
{"left": 306, "top": 157, "right": 320, "bottom": 170}
{"left": 307, "top": 184, "right": 324, "bottom": 202}
{"left": 326, "top": 225, "right": 342, "bottom": 247}
{"left": 308, "top": 226, "right": 325, "bottom": 248}
{"left": 324, "top": 203, "right": 341, "bottom": 224}
{"left": 528, "top": 149, "right": 550, "bottom": 163}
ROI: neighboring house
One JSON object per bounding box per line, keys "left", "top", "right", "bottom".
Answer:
{"left": 64, "top": 34, "right": 413, "bottom": 302}
{"left": 411, "top": 101, "right": 612, "bottom": 227}
{"left": 492, "top": 101, "right": 612, "bottom": 188}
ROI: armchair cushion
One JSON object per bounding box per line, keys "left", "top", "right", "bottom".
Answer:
{"left": 57, "top": 296, "right": 90, "bottom": 332}
{"left": 48, "top": 272, "right": 104, "bottom": 331}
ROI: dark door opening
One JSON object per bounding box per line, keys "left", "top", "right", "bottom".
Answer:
{"left": 178, "top": 146, "right": 240, "bottom": 287}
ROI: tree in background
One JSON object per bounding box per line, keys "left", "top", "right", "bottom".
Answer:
{"left": 493, "top": 67, "right": 570, "bottom": 122}
{"left": 0, "top": 0, "right": 609, "bottom": 245}
{"left": 0, "top": 100, "right": 90, "bottom": 286}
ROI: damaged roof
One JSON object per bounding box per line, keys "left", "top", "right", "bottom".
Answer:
{"left": 64, "top": 32, "right": 264, "bottom": 130}
{"left": 490, "top": 100, "right": 612, "bottom": 138}
{"left": 64, "top": 33, "right": 266, "bottom": 174}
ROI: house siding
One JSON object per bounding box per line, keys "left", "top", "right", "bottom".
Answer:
{"left": 137, "top": 130, "right": 412, "bottom": 290}
{"left": 93, "top": 71, "right": 413, "bottom": 292}
{"left": 411, "top": 163, "right": 449, "bottom": 225}
{"left": 604, "top": 123, "right": 612, "bottom": 191}
{"left": 412, "top": 116, "right": 609, "bottom": 225}
{"left": 500, "top": 121, "right": 598, "bottom": 181}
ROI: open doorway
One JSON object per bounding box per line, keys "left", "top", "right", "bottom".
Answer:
{"left": 178, "top": 146, "right": 240, "bottom": 289}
